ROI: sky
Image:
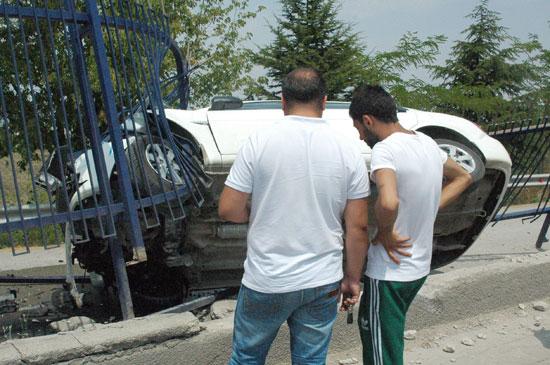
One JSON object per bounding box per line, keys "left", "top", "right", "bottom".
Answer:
{"left": 244, "top": 0, "right": 550, "bottom": 81}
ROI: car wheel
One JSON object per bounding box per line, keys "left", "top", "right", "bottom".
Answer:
{"left": 435, "top": 138, "right": 485, "bottom": 182}
{"left": 129, "top": 135, "right": 190, "bottom": 197}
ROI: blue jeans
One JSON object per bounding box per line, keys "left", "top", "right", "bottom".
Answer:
{"left": 228, "top": 281, "right": 340, "bottom": 365}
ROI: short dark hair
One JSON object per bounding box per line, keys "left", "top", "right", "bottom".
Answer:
{"left": 349, "top": 85, "right": 397, "bottom": 123}
{"left": 282, "top": 68, "right": 326, "bottom": 109}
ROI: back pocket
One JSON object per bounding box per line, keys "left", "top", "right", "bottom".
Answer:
{"left": 243, "top": 287, "right": 283, "bottom": 318}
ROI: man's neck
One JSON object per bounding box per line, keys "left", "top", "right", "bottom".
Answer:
{"left": 284, "top": 106, "right": 323, "bottom": 118}
{"left": 379, "top": 122, "right": 411, "bottom": 140}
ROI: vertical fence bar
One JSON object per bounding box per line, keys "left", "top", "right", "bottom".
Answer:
{"left": 85, "top": 0, "right": 147, "bottom": 262}
{"left": 74, "top": 0, "right": 140, "bottom": 319}
{"left": 536, "top": 214, "right": 549, "bottom": 249}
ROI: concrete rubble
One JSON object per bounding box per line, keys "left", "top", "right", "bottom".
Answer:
{"left": 442, "top": 345, "right": 456, "bottom": 353}
{"left": 460, "top": 338, "right": 474, "bottom": 346}
{"left": 404, "top": 330, "right": 417, "bottom": 340}
{"left": 0, "top": 312, "right": 199, "bottom": 365}
{"left": 532, "top": 301, "right": 548, "bottom": 312}
{"left": 49, "top": 316, "right": 96, "bottom": 332}
{"left": 210, "top": 299, "right": 237, "bottom": 320}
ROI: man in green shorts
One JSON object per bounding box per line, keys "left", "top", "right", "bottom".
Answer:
{"left": 347, "top": 85, "right": 472, "bottom": 365}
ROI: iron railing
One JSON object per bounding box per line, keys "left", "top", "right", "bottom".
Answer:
{"left": 0, "top": 0, "right": 205, "bottom": 319}
{"left": 488, "top": 117, "right": 550, "bottom": 248}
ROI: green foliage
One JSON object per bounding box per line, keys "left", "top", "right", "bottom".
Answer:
{"left": 252, "top": 0, "right": 367, "bottom": 100}
{"left": 152, "top": 0, "right": 264, "bottom": 107}
{"left": 0, "top": 225, "right": 62, "bottom": 249}
{"left": 250, "top": 0, "right": 446, "bottom": 103}
{"left": 359, "top": 32, "right": 446, "bottom": 109}
{"left": 430, "top": 0, "right": 547, "bottom": 123}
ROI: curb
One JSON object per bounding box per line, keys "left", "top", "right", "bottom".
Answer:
{"left": 0, "top": 312, "right": 200, "bottom": 365}
{"left": 409, "top": 251, "right": 550, "bottom": 328}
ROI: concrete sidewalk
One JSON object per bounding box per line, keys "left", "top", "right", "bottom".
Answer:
{"left": 327, "top": 298, "right": 550, "bottom": 365}
{"left": 1, "top": 250, "right": 544, "bottom": 365}
{"left": 0, "top": 245, "right": 65, "bottom": 271}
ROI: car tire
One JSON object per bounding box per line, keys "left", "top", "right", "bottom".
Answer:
{"left": 128, "top": 135, "right": 190, "bottom": 198}
{"left": 435, "top": 138, "right": 485, "bottom": 183}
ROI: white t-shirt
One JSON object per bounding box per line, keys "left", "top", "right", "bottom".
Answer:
{"left": 225, "top": 115, "right": 370, "bottom": 293}
{"left": 366, "top": 131, "right": 447, "bottom": 282}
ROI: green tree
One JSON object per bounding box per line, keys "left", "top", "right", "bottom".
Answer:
{"left": 430, "top": 0, "right": 543, "bottom": 123}
{"left": 153, "top": 0, "right": 264, "bottom": 107}
{"left": 250, "top": 0, "right": 445, "bottom": 103}
{"left": 0, "top": 0, "right": 262, "bottom": 169}
{"left": 252, "top": 0, "right": 367, "bottom": 100}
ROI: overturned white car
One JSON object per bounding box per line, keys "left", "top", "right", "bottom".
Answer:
{"left": 39, "top": 97, "right": 512, "bottom": 306}
{"left": 161, "top": 98, "right": 511, "bottom": 286}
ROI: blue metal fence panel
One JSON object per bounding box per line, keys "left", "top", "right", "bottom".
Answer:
{"left": 0, "top": 0, "right": 205, "bottom": 319}
{"left": 488, "top": 117, "right": 550, "bottom": 248}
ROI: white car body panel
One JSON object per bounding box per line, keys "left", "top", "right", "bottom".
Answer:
{"left": 165, "top": 104, "right": 511, "bottom": 183}
{"left": 69, "top": 138, "right": 134, "bottom": 211}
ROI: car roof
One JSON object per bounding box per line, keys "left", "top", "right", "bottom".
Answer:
{"left": 218, "top": 100, "right": 407, "bottom": 112}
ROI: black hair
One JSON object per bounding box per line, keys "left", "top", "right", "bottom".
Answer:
{"left": 282, "top": 68, "right": 326, "bottom": 110}
{"left": 349, "top": 84, "right": 397, "bottom": 123}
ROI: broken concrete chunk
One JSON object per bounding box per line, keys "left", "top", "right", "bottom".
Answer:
{"left": 50, "top": 316, "right": 96, "bottom": 332}
{"left": 19, "top": 304, "right": 48, "bottom": 317}
{"left": 210, "top": 299, "right": 237, "bottom": 320}
{"left": 532, "top": 301, "right": 548, "bottom": 312}
{"left": 404, "top": 330, "right": 417, "bottom": 340}
{"left": 461, "top": 338, "right": 474, "bottom": 346}
{"left": 338, "top": 358, "right": 359, "bottom": 365}
{"left": 442, "top": 345, "right": 455, "bottom": 353}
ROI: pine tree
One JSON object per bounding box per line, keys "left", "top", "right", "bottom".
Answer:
{"left": 252, "top": 0, "right": 367, "bottom": 100}
{"left": 431, "top": 0, "right": 537, "bottom": 122}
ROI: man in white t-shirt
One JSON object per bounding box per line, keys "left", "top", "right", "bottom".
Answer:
{"left": 347, "top": 85, "right": 472, "bottom": 365}
{"left": 218, "top": 68, "right": 370, "bottom": 364}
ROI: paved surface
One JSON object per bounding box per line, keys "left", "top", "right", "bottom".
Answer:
{"left": 54, "top": 251, "right": 550, "bottom": 365}
{"left": 327, "top": 298, "right": 550, "bottom": 365}
{"left": 0, "top": 245, "right": 66, "bottom": 271}
{"left": 0, "top": 210, "right": 547, "bottom": 364}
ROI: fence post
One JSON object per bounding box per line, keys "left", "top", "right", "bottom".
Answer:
{"left": 63, "top": 0, "right": 135, "bottom": 319}
{"left": 82, "top": 0, "right": 153, "bottom": 319}
{"left": 536, "top": 214, "right": 549, "bottom": 249}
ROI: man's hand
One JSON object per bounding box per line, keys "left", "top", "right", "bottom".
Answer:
{"left": 373, "top": 228, "right": 411, "bottom": 265}
{"left": 339, "top": 277, "right": 361, "bottom": 311}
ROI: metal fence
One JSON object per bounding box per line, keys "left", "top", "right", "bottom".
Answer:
{"left": 488, "top": 117, "right": 550, "bottom": 248}
{"left": 0, "top": 0, "right": 207, "bottom": 319}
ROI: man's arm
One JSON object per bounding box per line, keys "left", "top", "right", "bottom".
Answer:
{"left": 340, "top": 197, "right": 369, "bottom": 310}
{"left": 218, "top": 186, "right": 250, "bottom": 223}
{"left": 373, "top": 169, "right": 411, "bottom": 264}
{"left": 439, "top": 158, "right": 473, "bottom": 210}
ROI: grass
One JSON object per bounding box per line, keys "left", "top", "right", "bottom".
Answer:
{"left": 0, "top": 153, "right": 63, "bottom": 249}
{"left": 0, "top": 225, "right": 63, "bottom": 249}
{"left": 0, "top": 153, "right": 50, "bottom": 206}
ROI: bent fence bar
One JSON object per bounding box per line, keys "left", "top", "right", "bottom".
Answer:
{"left": 488, "top": 117, "right": 550, "bottom": 248}
{"left": 0, "top": 0, "right": 201, "bottom": 319}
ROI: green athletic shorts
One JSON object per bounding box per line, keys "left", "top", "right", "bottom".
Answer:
{"left": 358, "top": 275, "right": 427, "bottom": 365}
